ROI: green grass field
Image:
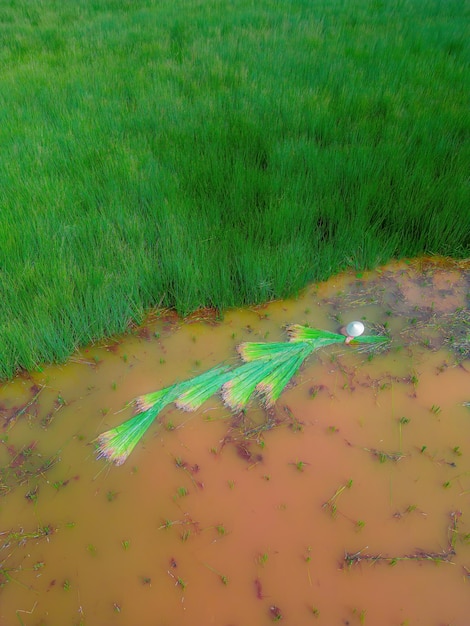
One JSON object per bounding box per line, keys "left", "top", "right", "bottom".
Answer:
{"left": 0, "top": 0, "right": 468, "bottom": 379}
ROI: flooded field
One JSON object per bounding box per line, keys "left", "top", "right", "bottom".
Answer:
{"left": 1, "top": 258, "right": 469, "bottom": 626}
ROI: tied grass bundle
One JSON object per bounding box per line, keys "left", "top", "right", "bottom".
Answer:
{"left": 237, "top": 341, "right": 304, "bottom": 362}
{"left": 222, "top": 342, "right": 315, "bottom": 411}
{"left": 287, "top": 324, "right": 389, "bottom": 350}
{"left": 96, "top": 365, "right": 231, "bottom": 464}
{"left": 134, "top": 387, "right": 175, "bottom": 413}
{"left": 175, "top": 364, "right": 233, "bottom": 411}
{"left": 256, "top": 342, "right": 315, "bottom": 407}
{"left": 286, "top": 325, "right": 345, "bottom": 346}
{"left": 221, "top": 358, "right": 278, "bottom": 412}
{"left": 95, "top": 387, "right": 178, "bottom": 466}
{"left": 96, "top": 325, "right": 390, "bottom": 464}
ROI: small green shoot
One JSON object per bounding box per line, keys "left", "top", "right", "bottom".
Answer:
{"left": 291, "top": 460, "right": 309, "bottom": 472}
{"left": 160, "top": 519, "right": 173, "bottom": 530}
{"left": 106, "top": 490, "right": 118, "bottom": 502}
{"left": 398, "top": 416, "right": 410, "bottom": 451}
{"left": 86, "top": 544, "right": 97, "bottom": 556}
{"left": 304, "top": 546, "right": 312, "bottom": 563}
{"left": 202, "top": 562, "right": 229, "bottom": 585}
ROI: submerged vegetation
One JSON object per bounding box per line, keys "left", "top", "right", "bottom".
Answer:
{"left": 0, "top": 0, "right": 469, "bottom": 379}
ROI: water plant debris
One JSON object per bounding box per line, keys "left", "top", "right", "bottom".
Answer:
{"left": 95, "top": 325, "right": 388, "bottom": 465}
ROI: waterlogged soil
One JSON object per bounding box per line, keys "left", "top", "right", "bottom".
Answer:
{"left": 1, "top": 258, "right": 469, "bottom": 626}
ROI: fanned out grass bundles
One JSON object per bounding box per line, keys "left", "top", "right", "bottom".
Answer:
{"left": 96, "top": 365, "right": 231, "bottom": 465}
{"left": 227, "top": 341, "right": 316, "bottom": 410}
{"left": 256, "top": 342, "right": 315, "bottom": 407}
{"left": 96, "top": 324, "right": 389, "bottom": 464}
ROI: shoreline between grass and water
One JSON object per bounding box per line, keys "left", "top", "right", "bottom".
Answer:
{"left": 1, "top": 0, "right": 468, "bottom": 380}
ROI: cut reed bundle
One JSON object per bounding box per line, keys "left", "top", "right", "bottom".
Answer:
{"left": 95, "top": 390, "right": 177, "bottom": 466}
{"left": 175, "top": 364, "right": 233, "bottom": 412}
{"left": 221, "top": 358, "right": 279, "bottom": 412}
{"left": 237, "top": 341, "right": 304, "bottom": 362}
{"left": 286, "top": 325, "right": 345, "bottom": 346}
{"left": 96, "top": 325, "right": 390, "bottom": 464}
{"left": 231, "top": 340, "right": 317, "bottom": 409}
{"left": 256, "top": 342, "right": 315, "bottom": 407}
{"left": 97, "top": 365, "right": 232, "bottom": 464}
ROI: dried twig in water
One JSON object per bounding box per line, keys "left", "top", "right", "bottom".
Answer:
{"left": 363, "top": 447, "right": 407, "bottom": 463}
{"left": 344, "top": 511, "right": 462, "bottom": 569}
{"left": 322, "top": 479, "right": 353, "bottom": 517}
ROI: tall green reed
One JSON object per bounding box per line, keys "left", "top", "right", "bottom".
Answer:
{"left": 0, "top": 0, "right": 468, "bottom": 378}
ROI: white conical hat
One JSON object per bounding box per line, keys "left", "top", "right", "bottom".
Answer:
{"left": 345, "top": 321, "right": 365, "bottom": 337}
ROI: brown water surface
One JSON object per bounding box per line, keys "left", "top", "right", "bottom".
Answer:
{"left": 1, "top": 259, "right": 469, "bottom": 625}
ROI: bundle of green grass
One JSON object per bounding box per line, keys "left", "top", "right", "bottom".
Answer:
{"left": 95, "top": 324, "right": 388, "bottom": 465}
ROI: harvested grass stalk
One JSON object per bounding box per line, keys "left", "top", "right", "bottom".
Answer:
{"left": 287, "top": 324, "right": 387, "bottom": 346}
{"left": 256, "top": 343, "right": 315, "bottom": 407}
{"left": 221, "top": 359, "right": 278, "bottom": 412}
{"left": 222, "top": 342, "right": 315, "bottom": 411}
{"left": 97, "top": 365, "right": 234, "bottom": 463}
{"left": 286, "top": 325, "right": 345, "bottom": 346}
{"left": 354, "top": 334, "right": 389, "bottom": 344}
{"left": 175, "top": 365, "right": 233, "bottom": 411}
{"left": 237, "top": 341, "right": 304, "bottom": 362}
{"left": 134, "top": 387, "right": 176, "bottom": 413}
{"left": 135, "top": 365, "right": 231, "bottom": 413}
{"left": 95, "top": 391, "right": 176, "bottom": 466}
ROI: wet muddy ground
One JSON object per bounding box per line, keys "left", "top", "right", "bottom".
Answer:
{"left": 1, "top": 258, "right": 469, "bottom": 625}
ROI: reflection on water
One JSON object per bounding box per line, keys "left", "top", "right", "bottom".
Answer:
{"left": 1, "top": 258, "right": 469, "bottom": 625}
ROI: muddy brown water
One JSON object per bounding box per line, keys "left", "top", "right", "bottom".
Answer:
{"left": 1, "top": 258, "right": 469, "bottom": 626}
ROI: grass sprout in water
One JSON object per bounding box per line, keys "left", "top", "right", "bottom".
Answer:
{"left": 95, "top": 326, "right": 388, "bottom": 465}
